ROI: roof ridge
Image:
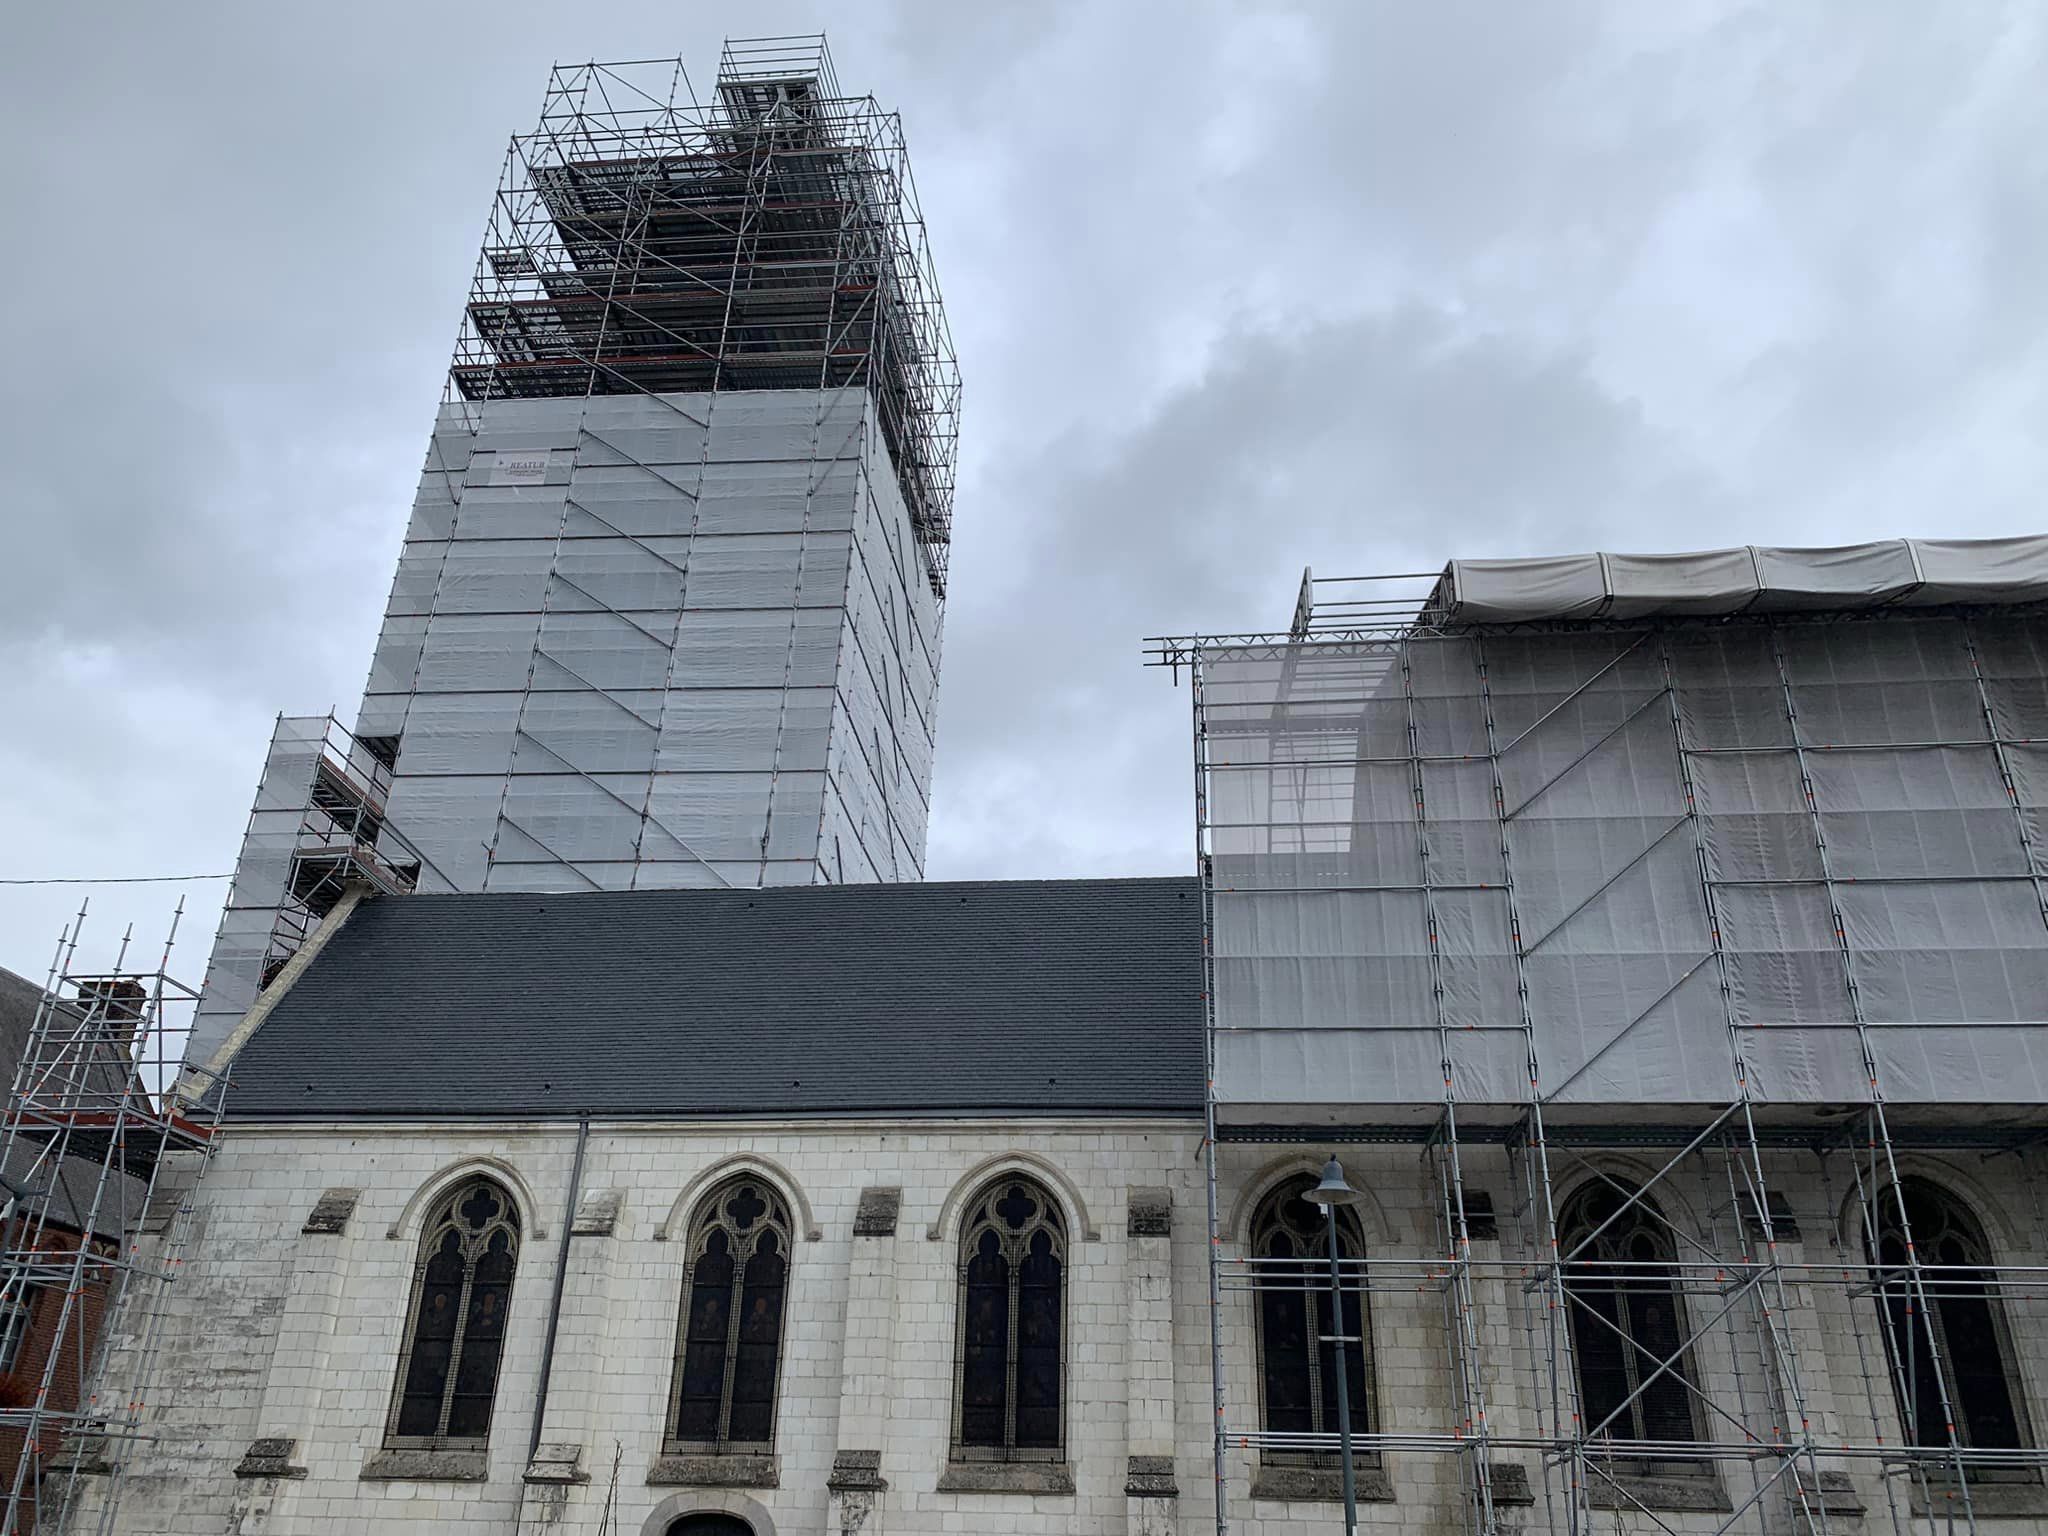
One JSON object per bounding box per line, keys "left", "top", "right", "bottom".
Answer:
{"left": 387, "top": 873, "right": 1200, "bottom": 905}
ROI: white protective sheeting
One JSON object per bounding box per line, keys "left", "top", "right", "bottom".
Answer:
{"left": 188, "top": 717, "right": 333, "bottom": 1065}
{"left": 347, "top": 387, "right": 941, "bottom": 897}
{"left": 195, "top": 386, "right": 945, "bottom": 1063}
{"left": 1438, "top": 537, "right": 2048, "bottom": 623}
{"left": 1206, "top": 606, "right": 2048, "bottom": 1110}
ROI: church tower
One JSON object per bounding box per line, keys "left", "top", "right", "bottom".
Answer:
{"left": 190, "top": 37, "right": 959, "bottom": 1063}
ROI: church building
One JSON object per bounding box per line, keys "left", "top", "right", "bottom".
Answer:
{"left": 62, "top": 543, "right": 2048, "bottom": 1536}
{"left": 27, "top": 28, "right": 2048, "bottom": 1536}
{"left": 75, "top": 877, "right": 1246, "bottom": 1536}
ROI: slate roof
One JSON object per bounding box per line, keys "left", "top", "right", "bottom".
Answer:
{"left": 228, "top": 876, "right": 1205, "bottom": 1121}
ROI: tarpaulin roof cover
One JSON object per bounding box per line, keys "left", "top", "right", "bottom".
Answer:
{"left": 1434, "top": 537, "right": 2048, "bottom": 624}
{"left": 1203, "top": 599, "right": 2048, "bottom": 1112}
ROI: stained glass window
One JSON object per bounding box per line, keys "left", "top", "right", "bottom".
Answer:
{"left": 953, "top": 1176, "right": 1065, "bottom": 1459}
{"left": 388, "top": 1175, "right": 520, "bottom": 1446}
{"left": 668, "top": 1176, "right": 792, "bottom": 1453}
{"left": 1249, "top": 1175, "right": 1373, "bottom": 1463}
{"left": 1870, "top": 1179, "right": 2030, "bottom": 1457}
{"left": 1558, "top": 1180, "right": 1699, "bottom": 1454}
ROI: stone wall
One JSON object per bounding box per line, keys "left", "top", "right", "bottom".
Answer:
{"left": 70, "top": 1123, "right": 2048, "bottom": 1535}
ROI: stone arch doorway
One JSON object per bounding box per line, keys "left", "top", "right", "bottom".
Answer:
{"left": 667, "top": 1517, "right": 752, "bottom": 1536}
{"left": 642, "top": 1486, "right": 775, "bottom": 1536}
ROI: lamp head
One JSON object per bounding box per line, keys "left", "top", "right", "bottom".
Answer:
{"left": 1305, "top": 1155, "right": 1362, "bottom": 1209}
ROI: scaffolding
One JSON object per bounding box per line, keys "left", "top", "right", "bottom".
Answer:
{"left": 0, "top": 904, "right": 226, "bottom": 1535}
{"left": 192, "top": 26, "right": 960, "bottom": 1144}
{"left": 452, "top": 35, "right": 960, "bottom": 589}
{"left": 346, "top": 32, "right": 953, "bottom": 905}
{"left": 188, "top": 715, "right": 427, "bottom": 1073}
{"left": 1151, "top": 550, "right": 2048, "bottom": 1536}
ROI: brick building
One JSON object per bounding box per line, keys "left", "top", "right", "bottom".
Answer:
{"left": 0, "top": 968, "right": 134, "bottom": 1527}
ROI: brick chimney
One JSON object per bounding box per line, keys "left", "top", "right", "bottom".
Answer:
{"left": 73, "top": 978, "right": 147, "bottom": 1051}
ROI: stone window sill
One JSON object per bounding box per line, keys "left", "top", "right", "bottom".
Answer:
{"left": 360, "top": 1446, "right": 489, "bottom": 1482}
{"left": 1585, "top": 1467, "right": 1730, "bottom": 1514}
{"left": 1250, "top": 1465, "right": 1397, "bottom": 1504}
{"left": 1911, "top": 1471, "right": 2048, "bottom": 1518}
{"left": 647, "top": 1452, "right": 779, "bottom": 1489}
{"left": 938, "top": 1460, "right": 1076, "bottom": 1495}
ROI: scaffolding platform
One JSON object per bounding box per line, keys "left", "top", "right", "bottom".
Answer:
{"left": 1153, "top": 538, "right": 2048, "bottom": 1536}
{"left": 189, "top": 713, "right": 428, "bottom": 1066}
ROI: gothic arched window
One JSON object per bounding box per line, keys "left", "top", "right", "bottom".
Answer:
{"left": 388, "top": 1175, "right": 520, "bottom": 1446}
{"left": 1868, "top": 1179, "right": 2031, "bottom": 1456}
{"left": 953, "top": 1175, "right": 1065, "bottom": 1459}
{"left": 668, "top": 1175, "right": 793, "bottom": 1453}
{"left": 1250, "top": 1174, "right": 1374, "bottom": 1461}
{"left": 1559, "top": 1180, "right": 1699, "bottom": 1452}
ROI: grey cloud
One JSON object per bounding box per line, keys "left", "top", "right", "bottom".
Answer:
{"left": 3, "top": 0, "right": 2046, "bottom": 978}
{"left": 930, "top": 308, "right": 1724, "bottom": 878}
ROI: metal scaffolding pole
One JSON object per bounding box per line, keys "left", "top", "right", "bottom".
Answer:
{"left": 0, "top": 902, "right": 229, "bottom": 1536}
{"left": 1157, "top": 570, "right": 2048, "bottom": 1536}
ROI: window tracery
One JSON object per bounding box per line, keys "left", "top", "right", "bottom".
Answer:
{"left": 1248, "top": 1173, "right": 1375, "bottom": 1463}
{"left": 953, "top": 1175, "right": 1065, "bottom": 1460}
{"left": 1558, "top": 1180, "right": 1700, "bottom": 1454}
{"left": 388, "top": 1175, "right": 520, "bottom": 1446}
{"left": 1869, "top": 1178, "right": 2031, "bottom": 1458}
{"left": 669, "top": 1175, "right": 793, "bottom": 1452}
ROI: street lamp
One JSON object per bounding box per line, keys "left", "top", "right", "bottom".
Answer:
{"left": 1306, "top": 1156, "right": 1363, "bottom": 1536}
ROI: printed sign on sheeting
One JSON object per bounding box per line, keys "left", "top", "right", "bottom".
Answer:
{"left": 491, "top": 452, "right": 551, "bottom": 486}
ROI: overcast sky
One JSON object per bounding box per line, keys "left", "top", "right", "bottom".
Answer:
{"left": 2, "top": 1, "right": 2044, "bottom": 984}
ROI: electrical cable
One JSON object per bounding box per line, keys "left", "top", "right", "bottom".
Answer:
{"left": 0, "top": 873, "right": 232, "bottom": 886}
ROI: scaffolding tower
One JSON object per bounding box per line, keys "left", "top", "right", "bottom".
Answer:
{"left": 348, "top": 32, "right": 956, "bottom": 901}
{"left": 1152, "top": 546, "right": 2048, "bottom": 1536}
{"left": 452, "top": 35, "right": 960, "bottom": 590}
{"left": 0, "top": 904, "right": 226, "bottom": 1535}
{"left": 187, "top": 34, "right": 961, "bottom": 1077}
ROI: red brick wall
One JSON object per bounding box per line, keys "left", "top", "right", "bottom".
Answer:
{"left": 0, "top": 1222, "right": 116, "bottom": 1531}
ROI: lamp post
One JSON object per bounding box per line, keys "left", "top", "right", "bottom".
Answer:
{"left": 1306, "top": 1155, "right": 1363, "bottom": 1536}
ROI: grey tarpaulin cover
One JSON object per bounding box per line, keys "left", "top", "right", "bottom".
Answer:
{"left": 1206, "top": 548, "right": 2048, "bottom": 1112}
{"left": 355, "top": 389, "right": 940, "bottom": 895}
{"left": 1435, "top": 536, "right": 2048, "bottom": 623}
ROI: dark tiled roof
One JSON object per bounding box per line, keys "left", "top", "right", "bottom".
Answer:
{"left": 228, "top": 877, "right": 1205, "bottom": 1121}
